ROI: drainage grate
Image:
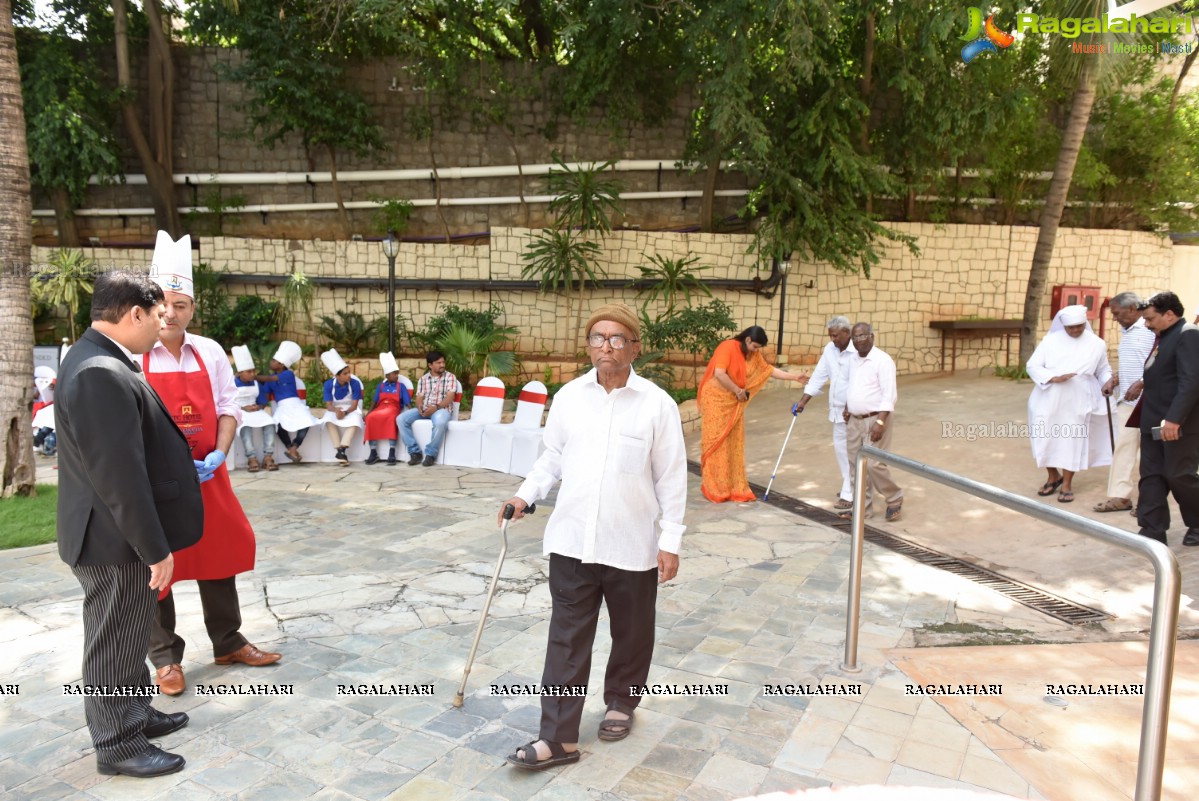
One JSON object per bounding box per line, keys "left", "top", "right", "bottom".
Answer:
{"left": 687, "top": 461, "right": 1110, "bottom": 625}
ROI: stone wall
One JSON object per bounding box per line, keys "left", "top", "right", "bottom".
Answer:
{"left": 36, "top": 224, "right": 1183, "bottom": 381}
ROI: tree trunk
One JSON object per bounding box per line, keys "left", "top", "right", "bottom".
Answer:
{"left": 700, "top": 154, "right": 720, "bottom": 233}
{"left": 1019, "top": 58, "right": 1098, "bottom": 366}
{"left": 860, "top": 11, "right": 875, "bottom": 214}
{"left": 0, "top": 0, "right": 38, "bottom": 497}
{"left": 325, "top": 142, "right": 353, "bottom": 237}
{"left": 52, "top": 186, "right": 80, "bottom": 247}
{"left": 114, "top": 0, "right": 180, "bottom": 236}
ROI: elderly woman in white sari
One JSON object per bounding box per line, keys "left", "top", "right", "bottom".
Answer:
{"left": 1027, "top": 305, "right": 1113, "bottom": 503}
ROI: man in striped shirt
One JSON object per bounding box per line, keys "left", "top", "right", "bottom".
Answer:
{"left": 1095, "top": 292, "right": 1156, "bottom": 513}
{"left": 399, "top": 350, "right": 458, "bottom": 466}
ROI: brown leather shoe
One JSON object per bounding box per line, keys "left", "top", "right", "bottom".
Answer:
{"left": 247, "top": 456, "right": 260, "bottom": 473}
{"left": 154, "top": 664, "right": 185, "bottom": 696}
{"left": 263, "top": 455, "right": 278, "bottom": 471}
{"left": 213, "top": 643, "right": 282, "bottom": 667}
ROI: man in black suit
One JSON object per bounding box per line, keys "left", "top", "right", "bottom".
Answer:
{"left": 56, "top": 270, "right": 205, "bottom": 777}
{"left": 1136, "top": 291, "right": 1199, "bottom": 546}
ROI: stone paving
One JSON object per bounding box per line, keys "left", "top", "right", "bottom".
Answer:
{"left": 1, "top": 374, "right": 1192, "bottom": 800}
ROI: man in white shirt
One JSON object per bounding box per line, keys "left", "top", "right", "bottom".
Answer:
{"left": 795, "top": 315, "right": 854, "bottom": 509}
{"left": 500, "top": 303, "right": 687, "bottom": 771}
{"left": 1095, "top": 292, "right": 1156, "bottom": 513}
{"left": 840, "top": 322, "right": 904, "bottom": 522}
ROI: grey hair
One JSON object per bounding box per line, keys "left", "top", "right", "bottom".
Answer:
{"left": 827, "top": 315, "right": 851, "bottom": 332}
{"left": 852, "top": 322, "right": 874, "bottom": 335}
{"left": 1109, "top": 291, "right": 1141, "bottom": 311}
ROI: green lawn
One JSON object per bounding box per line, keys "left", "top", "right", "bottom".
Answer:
{"left": 0, "top": 484, "right": 57, "bottom": 549}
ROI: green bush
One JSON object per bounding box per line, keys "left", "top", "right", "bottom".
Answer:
{"left": 318, "top": 310, "right": 375, "bottom": 356}
{"left": 203, "top": 295, "right": 281, "bottom": 350}
{"left": 640, "top": 300, "right": 737, "bottom": 360}
{"left": 409, "top": 302, "right": 511, "bottom": 352}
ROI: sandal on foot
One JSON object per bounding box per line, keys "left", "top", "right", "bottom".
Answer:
{"left": 1037, "top": 478, "right": 1064, "bottom": 496}
{"left": 598, "top": 705, "right": 634, "bottom": 741}
{"left": 506, "top": 740, "right": 579, "bottom": 771}
{"left": 1093, "top": 498, "right": 1132, "bottom": 512}
{"left": 833, "top": 498, "right": 853, "bottom": 510}
{"left": 1058, "top": 490, "right": 1074, "bottom": 503}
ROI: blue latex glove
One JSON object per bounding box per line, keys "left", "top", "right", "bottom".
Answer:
{"left": 791, "top": 402, "right": 803, "bottom": 416}
{"left": 202, "top": 450, "right": 227, "bottom": 471}
{"left": 194, "top": 459, "right": 215, "bottom": 484}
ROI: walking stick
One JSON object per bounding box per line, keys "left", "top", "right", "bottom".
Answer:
{"left": 1105, "top": 393, "right": 1115, "bottom": 451}
{"left": 764, "top": 403, "right": 803, "bottom": 501}
{"left": 453, "top": 502, "right": 535, "bottom": 708}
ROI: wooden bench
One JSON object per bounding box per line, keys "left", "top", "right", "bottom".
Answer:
{"left": 929, "top": 320, "right": 1022, "bottom": 373}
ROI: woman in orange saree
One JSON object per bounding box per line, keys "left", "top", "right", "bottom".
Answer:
{"left": 699, "top": 326, "right": 808, "bottom": 502}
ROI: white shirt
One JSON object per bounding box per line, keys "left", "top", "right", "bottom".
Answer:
{"left": 1116, "top": 317, "right": 1155, "bottom": 406}
{"left": 845, "top": 346, "right": 897, "bottom": 415}
{"left": 805, "top": 341, "right": 853, "bottom": 422}
{"left": 145, "top": 332, "right": 243, "bottom": 423}
{"left": 516, "top": 368, "right": 688, "bottom": 572}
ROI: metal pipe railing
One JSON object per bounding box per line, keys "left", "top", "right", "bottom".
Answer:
{"left": 842, "top": 445, "right": 1180, "bottom": 801}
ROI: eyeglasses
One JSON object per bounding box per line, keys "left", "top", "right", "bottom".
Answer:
{"left": 587, "top": 333, "right": 639, "bottom": 350}
{"left": 851, "top": 334, "right": 873, "bottom": 343}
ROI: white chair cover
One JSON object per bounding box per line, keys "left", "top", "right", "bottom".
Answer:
{"left": 480, "top": 380, "right": 548, "bottom": 474}
{"left": 410, "top": 378, "right": 463, "bottom": 462}
{"left": 441, "top": 376, "right": 507, "bottom": 467}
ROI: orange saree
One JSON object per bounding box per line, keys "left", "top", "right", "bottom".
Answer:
{"left": 698, "top": 340, "right": 773, "bottom": 502}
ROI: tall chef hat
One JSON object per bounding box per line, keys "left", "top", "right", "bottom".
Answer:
{"left": 148, "top": 231, "right": 194, "bottom": 298}
{"left": 34, "top": 366, "right": 56, "bottom": 380}
{"left": 379, "top": 352, "right": 399, "bottom": 375}
{"left": 272, "top": 340, "right": 302, "bottom": 368}
{"left": 232, "top": 345, "right": 255, "bottom": 372}
{"left": 321, "top": 348, "right": 348, "bottom": 375}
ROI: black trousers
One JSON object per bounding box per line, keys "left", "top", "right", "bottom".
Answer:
{"left": 1137, "top": 431, "right": 1199, "bottom": 537}
{"left": 276, "top": 426, "right": 307, "bottom": 449}
{"left": 71, "top": 562, "right": 158, "bottom": 761}
{"left": 149, "top": 577, "right": 247, "bottom": 666}
{"left": 539, "top": 553, "right": 658, "bottom": 743}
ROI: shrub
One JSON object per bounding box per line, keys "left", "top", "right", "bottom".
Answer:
{"left": 204, "top": 295, "right": 282, "bottom": 350}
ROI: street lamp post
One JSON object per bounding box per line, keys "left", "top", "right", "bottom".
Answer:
{"left": 381, "top": 230, "right": 399, "bottom": 353}
{"left": 776, "top": 255, "right": 791, "bottom": 363}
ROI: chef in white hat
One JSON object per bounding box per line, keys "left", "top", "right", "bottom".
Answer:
{"left": 362, "top": 352, "right": 412, "bottom": 465}
{"left": 320, "top": 348, "right": 365, "bottom": 465}
{"left": 231, "top": 345, "right": 278, "bottom": 472}
{"left": 142, "top": 231, "right": 280, "bottom": 697}
{"left": 258, "top": 339, "right": 319, "bottom": 463}
{"left": 32, "top": 366, "right": 57, "bottom": 455}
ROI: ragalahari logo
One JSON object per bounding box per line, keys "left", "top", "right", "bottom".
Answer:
{"left": 960, "top": 7, "right": 1016, "bottom": 63}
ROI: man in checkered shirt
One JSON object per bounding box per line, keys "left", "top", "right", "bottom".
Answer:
{"left": 398, "top": 350, "right": 459, "bottom": 466}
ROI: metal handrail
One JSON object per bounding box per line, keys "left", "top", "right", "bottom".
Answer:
{"left": 841, "top": 445, "right": 1180, "bottom": 801}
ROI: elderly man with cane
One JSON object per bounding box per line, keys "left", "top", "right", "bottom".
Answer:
{"left": 499, "top": 303, "right": 688, "bottom": 770}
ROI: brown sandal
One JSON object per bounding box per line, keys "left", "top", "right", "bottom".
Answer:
{"left": 1093, "top": 498, "right": 1132, "bottom": 512}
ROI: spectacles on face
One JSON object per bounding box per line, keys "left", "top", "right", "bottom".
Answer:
{"left": 587, "top": 333, "right": 639, "bottom": 350}
{"left": 851, "top": 334, "right": 872, "bottom": 343}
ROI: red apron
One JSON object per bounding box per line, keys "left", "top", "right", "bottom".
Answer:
{"left": 363, "top": 386, "right": 402, "bottom": 442}
{"left": 143, "top": 348, "right": 256, "bottom": 595}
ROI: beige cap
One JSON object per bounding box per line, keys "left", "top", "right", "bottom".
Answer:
{"left": 584, "top": 303, "right": 641, "bottom": 339}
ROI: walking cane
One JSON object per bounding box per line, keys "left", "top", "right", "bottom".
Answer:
{"left": 764, "top": 403, "right": 803, "bottom": 501}
{"left": 453, "top": 501, "right": 535, "bottom": 708}
{"left": 1105, "top": 393, "right": 1115, "bottom": 451}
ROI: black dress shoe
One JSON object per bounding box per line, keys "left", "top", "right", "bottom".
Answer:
{"left": 144, "top": 710, "right": 189, "bottom": 738}
{"left": 1138, "top": 528, "right": 1168, "bottom": 545}
{"left": 365, "top": 450, "right": 379, "bottom": 465}
{"left": 387, "top": 449, "right": 397, "bottom": 465}
{"left": 97, "top": 745, "right": 185, "bottom": 777}
{"left": 422, "top": 455, "right": 436, "bottom": 467}
{"left": 1184, "top": 529, "right": 1199, "bottom": 547}
{"left": 408, "top": 453, "right": 422, "bottom": 466}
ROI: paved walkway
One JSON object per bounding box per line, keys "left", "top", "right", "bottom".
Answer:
{"left": 1, "top": 374, "right": 1194, "bottom": 800}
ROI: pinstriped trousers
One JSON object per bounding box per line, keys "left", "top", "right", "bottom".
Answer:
{"left": 71, "top": 562, "right": 157, "bottom": 762}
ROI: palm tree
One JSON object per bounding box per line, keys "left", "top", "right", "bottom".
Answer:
{"left": 32, "top": 250, "right": 96, "bottom": 343}
{"left": 0, "top": 0, "right": 37, "bottom": 497}
{"left": 1019, "top": 0, "right": 1186, "bottom": 363}
{"left": 436, "top": 322, "right": 518, "bottom": 392}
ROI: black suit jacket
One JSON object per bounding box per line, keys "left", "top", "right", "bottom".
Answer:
{"left": 56, "top": 328, "right": 204, "bottom": 566}
{"left": 1140, "top": 319, "right": 1199, "bottom": 435}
